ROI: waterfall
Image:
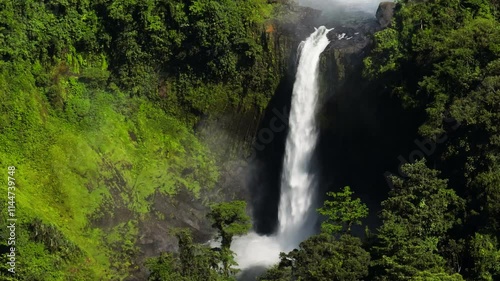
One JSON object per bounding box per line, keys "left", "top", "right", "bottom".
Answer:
{"left": 232, "top": 26, "right": 332, "bottom": 271}
{"left": 277, "top": 26, "right": 333, "bottom": 251}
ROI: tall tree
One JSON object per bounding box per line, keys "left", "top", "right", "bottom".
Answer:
{"left": 260, "top": 187, "right": 371, "bottom": 281}
{"left": 146, "top": 228, "right": 229, "bottom": 281}
{"left": 207, "top": 200, "right": 251, "bottom": 277}
{"left": 372, "top": 160, "right": 465, "bottom": 280}
{"left": 317, "top": 186, "right": 369, "bottom": 235}
{"left": 259, "top": 234, "right": 370, "bottom": 281}
{"left": 469, "top": 233, "right": 500, "bottom": 281}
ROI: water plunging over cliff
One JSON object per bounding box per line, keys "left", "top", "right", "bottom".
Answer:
{"left": 277, "top": 26, "right": 332, "bottom": 251}
{"left": 232, "top": 27, "right": 332, "bottom": 270}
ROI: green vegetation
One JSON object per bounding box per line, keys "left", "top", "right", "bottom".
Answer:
{"left": 146, "top": 229, "right": 225, "bottom": 281}
{"left": 2, "top": 0, "right": 500, "bottom": 280}
{"left": 259, "top": 187, "right": 371, "bottom": 281}
{"left": 147, "top": 201, "right": 250, "bottom": 281}
{"left": 372, "top": 161, "right": 465, "bottom": 281}
{"left": 207, "top": 201, "right": 251, "bottom": 278}
{"left": 317, "top": 186, "right": 369, "bottom": 235}
{"left": 208, "top": 201, "right": 252, "bottom": 278}
{"left": 0, "top": 0, "right": 291, "bottom": 279}
{"left": 208, "top": 201, "right": 251, "bottom": 249}
{"left": 362, "top": 0, "right": 500, "bottom": 280}
{"left": 260, "top": 0, "right": 500, "bottom": 280}
{"left": 0, "top": 62, "right": 219, "bottom": 279}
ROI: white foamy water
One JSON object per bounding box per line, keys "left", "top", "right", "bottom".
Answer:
{"left": 231, "top": 232, "right": 281, "bottom": 268}
{"left": 233, "top": 26, "right": 332, "bottom": 270}
{"left": 277, "top": 25, "right": 332, "bottom": 251}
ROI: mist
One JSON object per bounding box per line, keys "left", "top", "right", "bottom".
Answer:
{"left": 298, "top": 0, "right": 392, "bottom": 17}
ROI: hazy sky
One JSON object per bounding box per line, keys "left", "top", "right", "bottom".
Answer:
{"left": 297, "top": 0, "right": 392, "bottom": 15}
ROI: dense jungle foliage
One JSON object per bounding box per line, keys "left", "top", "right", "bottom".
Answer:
{"left": 1, "top": 0, "right": 500, "bottom": 280}
{"left": 261, "top": 0, "right": 499, "bottom": 280}
{"left": 359, "top": 0, "right": 500, "bottom": 279}
{"left": 0, "top": 0, "right": 291, "bottom": 280}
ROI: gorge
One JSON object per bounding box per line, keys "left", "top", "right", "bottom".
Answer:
{"left": 3, "top": 0, "right": 500, "bottom": 280}
{"left": 234, "top": 3, "right": 400, "bottom": 279}
{"left": 232, "top": 25, "right": 333, "bottom": 271}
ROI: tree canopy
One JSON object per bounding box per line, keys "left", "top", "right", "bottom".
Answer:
{"left": 317, "top": 186, "right": 369, "bottom": 235}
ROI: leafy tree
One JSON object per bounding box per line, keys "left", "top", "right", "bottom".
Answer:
{"left": 208, "top": 201, "right": 251, "bottom": 249}
{"left": 146, "top": 229, "right": 226, "bottom": 281}
{"left": 365, "top": 0, "right": 500, "bottom": 136}
{"left": 468, "top": 233, "right": 500, "bottom": 281}
{"left": 175, "top": 229, "right": 217, "bottom": 279}
{"left": 410, "top": 271, "right": 465, "bottom": 281}
{"left": 0, "top": 0, "right": 291, "bottom": 279}
{"left": 372, "top": 160, "right": 465, "bottom": 280}
{"left": 365, "top": 0, "right": 500, "bottom": 278}
{"left": 260, "top": 188, "right": 370, "bottom": 281}
{"left": 382, "top": 160, "right": 464, "bottom": 237}
{"left": 259, "top": 234, "right": 370, "bottom": 281}
{"left": 317, "top": 186, "right": 369, "bottom": 235}
{"left": 450, "top": 65, "right": 500, "bottom": 236}
{"left": 258, "top": 263, "right": 292, "bottom": 281}
{"left": 207, "top": 200, "right": 251, "bottom": 277}
{"left": 146, "top": 253, "right": 184, "bottom": 281}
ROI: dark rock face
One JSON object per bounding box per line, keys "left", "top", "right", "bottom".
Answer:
{"left": 376, "top": 2, "right": 396, "bottom": 28}
{"left": 250, "top": 9, "right": 386, "bottom": 235}
{"left": 251, "top": 4, "right": 421, "bottom": 237}
{"left": 316, "top": 17, "right": 390, "bottom": 234}
{"left": 314, "top": 4, "right": 421, "bottom": 233}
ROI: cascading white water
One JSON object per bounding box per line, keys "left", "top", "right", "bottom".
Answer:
{"left": 277, "top": 26, "right": 333, "bottom": 251}
{"left": 232, "top": 27, "right": 332, "bottom": 270}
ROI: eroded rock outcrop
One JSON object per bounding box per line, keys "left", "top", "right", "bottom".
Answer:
{"left": 376, "top": 2, "right": 396, "bottom": 28}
